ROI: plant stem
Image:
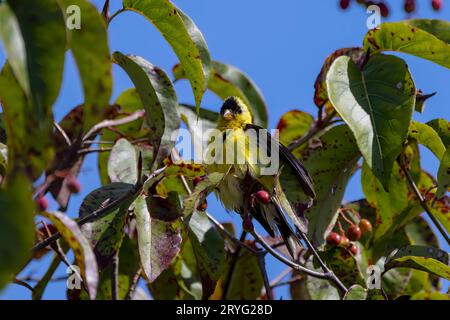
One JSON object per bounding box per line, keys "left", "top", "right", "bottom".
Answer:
{"left": 108, "top": 8, "right": 126, "bottom": 25}
{"left": 111, "top": 252, "right": 119, "bottom": 300}
{"left": 222, "top": 231, "right": 247, "bottom": 299}
{"left": 288, "top": 111, "right": 336, "bottom": 151}
{"left": 83, "top": 110, "right": 145, "bottom": 142}
{"left": 400, "top": 160, "right": 450, "bottom": 246}
{"left": 255, "top": 251, "right": 274, "bottom": 300}
{"left": 125, "top": 268, "right": 142, "bottom": 300}
{"left": 77, "top": 147, "right": 112, "bottom": 155}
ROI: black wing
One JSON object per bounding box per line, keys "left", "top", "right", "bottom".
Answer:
{"left": 245, "top": 123, "right": 316, "bottom": 198}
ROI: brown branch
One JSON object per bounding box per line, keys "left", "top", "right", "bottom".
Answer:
{"left": 288, "top": 111, "right": 337, "bottom": 151}
{"left": 83, "top": 110, "right": 145, "bottom": 142}
{"left": 77, "top": 147, "right": 113, "bottom": 155}
{"left": 256, "top": 251, "right": 274, "bottom": 300}
{"left": 13, "top": 279, "right": 34, "bottom": 293}
{"left": 53, "top": 121, "right": 71, "bottom": 147}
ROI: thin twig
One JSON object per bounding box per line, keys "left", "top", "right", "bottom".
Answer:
{"left": 271, "top": 276, "right": 302, "bottom": 289}
{"left": 83, "top": 110, "right": 145, "bottom": 142}
{"left": 250, "top": 230, "right": 329, "bottom": 279}
{"left": 101, "top": 0, "right": 110, "bottom": 21}
{"left": 256, "top": 251, "right": 274, "bottom": 300}
{"left": 125, "top": 268, "right": 142, "bottom": 300}
{"left": 32, "top": 179, "right": 146, "bottom": 254}
{"left": 400, "top": 158, "right": 450, "bottom": 246}
{"left": 77, "top": 147, "right": 113, "bottom": 155}
{"left": 297, "top": 230, "right": 348, "bottom": 294}
{"left": 288, "top": 111, "right": 336, "bottom": 151}
{"left": 13, "top": 279, "right": 34, "bottom": 293}
{"left": 269, "top": 267, "right": 292, "bottom": 288}
{"left": 53, "top": 121, "right": 72, "bottom": 147}
{"left": 108, "top": 8, "right": 126, "bottom": 25}
{"left": 111, "top": 252, "right": 119, "bottom": 300}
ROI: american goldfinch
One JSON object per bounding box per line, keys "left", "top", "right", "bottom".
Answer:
{"left": 206, "top": 96, "right": 315, "bottom": 256}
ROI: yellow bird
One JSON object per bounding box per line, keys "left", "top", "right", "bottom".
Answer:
{"left": 206, "top": 96, "right": 315, "bottom": 256}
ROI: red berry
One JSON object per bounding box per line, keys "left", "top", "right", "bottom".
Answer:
{"left": 198, "top": 199, "right": 207, "bottom": 211}
{"left": 243, "top": 217, "right": 254, "bottom": 233}
{"left": 193, "top": 176, "right": 203, "bottom": 187}
{"left": 346, "top": 225, "right": 362, "bottom": 241}
{"left": 359, "top": 219, "right": 373, "bottom": 234}
{"left": 67, "top": 177, "right": 81, "bottom": 194}
{"left": 340, "top": 0, "right": 350, "bottom": 10}
{"left": 340, "top": 235, "right": 350, "bottom": 247}
{"left": 432, "top": 0, "right": 442, "bottom": 10}
{"left": 379, "top": 2, "right": 389, "bottom": 17}
{"left": 349, "top": 244, "right": 358, "bottom": 255}
{"left": 254, "top": 190, "right": 270, "bottom": 204}
{"left": 326, "top": 232, "right": 341, "bottom": 246}
{"left": 36, "top": 197, "right": 49, "bottom": 211}
{"left": 404, "top": 0, "right": 415, "bottom": 13}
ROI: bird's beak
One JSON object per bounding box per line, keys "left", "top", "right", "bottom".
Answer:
{"left": 223, "top": 109, "right": 233, "bottom": 121}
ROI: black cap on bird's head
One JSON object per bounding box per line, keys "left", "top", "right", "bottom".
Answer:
{"left": 220, "top": 96, "right": 245, "bottom": 121}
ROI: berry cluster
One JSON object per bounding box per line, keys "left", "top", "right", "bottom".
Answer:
{"left": 326, "top": 215, "right": 372, "bottom": 256}
{"left": 339, "top": 0, "right": 443, "bottom": 17}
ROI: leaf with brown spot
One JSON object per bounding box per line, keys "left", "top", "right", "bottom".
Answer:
{"left": 186, "top": 210, "right": 226, "bottom": 299}
{"left": 326, "top": 54, "right": 416, "bottom": 189}
{"left": 134, "top": 195, "right": 182, "bottom": 283}
{"left": 60, "top": 0, "right": 112, "bottom": 131}
{"left": 313, "top": 47, "right": 365, "bottom": 108}
{"left": 363, "top": 20, "right": 450, "bottom": 69}
{"left": 301, "top": 125, "right": 360, "bottom": 245}
{"left": 385, "top": 245, "right": 450, "bottom": 280}
{"left": 113, "top": 53, "right": 180, "bottom": 169}
{"left": 42, "top": 211, "right": 98, "bottom": 299}
{"left": 276, "top": 110, "right": 313, "bottom": 147}
{"left": 122, "top": 0, "right": 211, "bottom": 111}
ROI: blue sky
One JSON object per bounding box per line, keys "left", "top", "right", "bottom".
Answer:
{"left": 0, "top": 0, "right": 449, "bottom": 299}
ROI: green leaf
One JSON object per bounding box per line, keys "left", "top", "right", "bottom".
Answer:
{"left": 174, "top": 61, "right": 268, "bottom": 127}
{"left": 122, "top": 0, "right": 211, "bottom": 110}
{"left": 0, "top": 63, "right": 52, "bottom": 179}
{"left": 134, "top": 195, "right": 181, "bottom": 282}
{"left": 79, "top": 183, "right": 134, "bottom": 269}
{"left": 96, "top": 237, "right": 141, "bottom": 300}
{"left": 60, "top": 0, "right": 112, "bottom": 131}
{"left": 320, "top": 247, "right": 365, "bottom": 288}
{"left": 0, "top": 0, "right": 65, "bottom": 105}
{"left": 363, "top": 20, "right": 450, "bottom": 69}
{"left": 97, "top": 89, "right": 150, "bottom": 185}
{"left": 427, "top": 119, "right": 450, "bottom": 198}
{"left": 408, "top": 121, "right": 445, "bottom": 160}
{"left": 313, "top": 47, "right": 365, "bottom": 108}
{"left": 385, "top": 245, "right": 450, "bottom": 280}
{"left": 221, "top": 250, "right": 263, "bottom": 300}
{"left": 326, "top": 54, "right": 416, "bottom": 188}
{"left": 303, "top": 125, "right": 360, "bottom": 245}
{"left": 0, "top": 176, "right": 34, "bottom": 290}
{"left": 276, "top": 110, "right": 313, "bottom": 146}
{"left": 32, "top": 251, "right": 64, "bottom": 300}
{"left": 410, "top": 290, "right": 450, "bottom": 300}
{"left": 361, "top": 161, "right": 409, "bottom": 240}
{"left": 186, "top": 210, "right": 226, "bottom": 299}
{"left": 42, "top": 211, "right": 98, "bottom": 299}
{"left": 427, "top": 119, "right": 450, "bottom": 146}
{"left": 344, "top": 284, "right": 367, "bottom": 300}
{"left": 113, "top": 53, "right": 180, "bottom": 168}
{"left": 108, "top": 139, "right": 138, "bottom": 184}
{"left": 148, "top": 238, "right": 202, "bottom": 300}
{"left": 182, "top": 172, "right": 224, "bottom": 217}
